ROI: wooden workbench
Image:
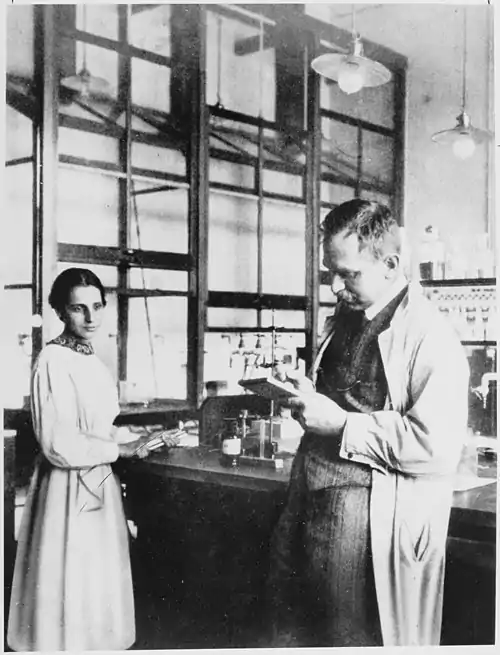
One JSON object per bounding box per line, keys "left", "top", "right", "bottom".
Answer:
{"left": 120, "top": 445, "right": 496, "bottom": 647}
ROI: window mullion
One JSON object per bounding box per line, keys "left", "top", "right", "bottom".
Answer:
{"left": 33, "top": 5, "right": 59, "bottom": 356}
{"left": 117, "top": 5, "right": 132, "bottom": 383}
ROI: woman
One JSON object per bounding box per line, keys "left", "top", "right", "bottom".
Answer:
{"left": 8, "top": 268, "right": 152, "bottom": 651}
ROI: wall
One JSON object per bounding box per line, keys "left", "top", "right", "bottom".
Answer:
{"left": 401, "top": 6, "right": 493, "bottom": 256}
{"left": 306, "top": 3, "right": 495, "bottom": 269}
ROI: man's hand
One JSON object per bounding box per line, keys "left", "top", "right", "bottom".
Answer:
{"left": 275, "top": 370, "right": 316, "bottom": 394}
{"left": 287, "top": 392, "right": 347, "bottom": 437}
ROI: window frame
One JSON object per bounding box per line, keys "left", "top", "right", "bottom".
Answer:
{"left": 5, "top": 3, "right": 407, "bottom": 410}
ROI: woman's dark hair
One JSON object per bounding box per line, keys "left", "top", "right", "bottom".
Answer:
{"left": 49, "top": 268, "right": 107, "bottom": 314}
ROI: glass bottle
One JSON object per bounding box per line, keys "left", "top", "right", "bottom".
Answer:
{"left": 419, "top": 226, "right": 445, "bottom": 280}
{"left": 220, "top": 418, "right": 241, "bottom": 468}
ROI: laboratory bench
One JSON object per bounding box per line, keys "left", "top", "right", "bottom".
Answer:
{"left": 118, "top": 444, "right": 497, "bottom": 648}
{"left": 5, "top": 402, "right": 496, "bottom": 647}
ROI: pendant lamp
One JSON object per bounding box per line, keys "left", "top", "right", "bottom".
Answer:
{"left": 431, "top": 6, "right": 492, "bottom": 160}
{"left": 311, "top": 5, "right": 391, "bottom": 94}
{"left": 61, "top": 5, "right": 110, "bottom": 99}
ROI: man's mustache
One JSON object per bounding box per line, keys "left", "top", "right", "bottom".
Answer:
{"left": 337, "top": 291, "right": 358, "bottom": 304}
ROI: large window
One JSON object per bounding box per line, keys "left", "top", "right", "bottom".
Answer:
{"left": 318, "top": 55, "right": 403, "bottom": 332}
{"left": 204, "top": 6, "right": 311, "bottom": 393}
{"left": 4, "top": 5, "right": 35, "bottom": 408}
{"left": 5, "top": 4, "right": 406, "bottom": 409}
{"left": 55, "top": 4, "right": 190, "bottom": 402}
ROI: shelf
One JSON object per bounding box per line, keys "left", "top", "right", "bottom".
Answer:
{"left": 206, "top": 326, "right": 305, "bottom": 333}
{"left": 461, "top": 341, "right": 497, "bottom": 347}
{"left": 420, "top": 278, "right": 496, "bottom": 288}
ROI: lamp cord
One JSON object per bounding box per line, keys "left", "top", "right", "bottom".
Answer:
{"left": 216, "top": 15, "right": 223, "bottom": 107}
{"left": 258, "top": 16, "right": 264, "bottom": 119}
{"left": 82, "top": 4, "right": 88, "bottom": 71}
{"left": 303, "top": 42, "right": 308, "bottom": 130}
{"left": 130, "top": 181, "right": 159, "bottom": 398}
{"left": 461, "top": 7, "right": 467, "bottom": 111}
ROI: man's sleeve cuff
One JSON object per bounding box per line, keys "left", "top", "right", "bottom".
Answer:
{"left": 339, "top": 412, "right": 370, "bottom": 460}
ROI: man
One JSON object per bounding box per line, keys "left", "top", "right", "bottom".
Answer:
{"left": 268, "top": 199, "right": 469, "bottom": 647}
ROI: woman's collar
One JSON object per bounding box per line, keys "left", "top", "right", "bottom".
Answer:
{"left": 48, "top": 333, "right": 95, "bottom": 356}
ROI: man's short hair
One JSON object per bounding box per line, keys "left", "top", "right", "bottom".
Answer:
{"left": 321, "top": 199, "right": 402, "bottom": 261}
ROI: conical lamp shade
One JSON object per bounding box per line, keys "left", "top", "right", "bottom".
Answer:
{"left": 431, "top": 7, "right": 492, "bottom": 158}
{"left": 311, "top": 37, "right": 392, "bottom": 90}
{"left": 432, "top": 111, "right": 491, "bottom": 145}
{"left": 61, "top": 67, "right": 110, "bottom": 98}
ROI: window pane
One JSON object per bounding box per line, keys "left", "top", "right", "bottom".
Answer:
{"left": 204, "top": 332, "right": 236, "bottom": 390}
{"left": 127, "top": 297, "right": 187, "bottom": 400}
{"left": 206, "top": 9, "right": 275, "bottom": 121}
{"left": 263, "top": 170, "right": 303, "bottom": 198}
{"left": 260, "top": 310, "right": 305, "bottom": 330}
{"left": 240, "top": 331, "right": 306, "bottom": 361}
{"left": 59, "top": 98, "right": 121, "bottom": 123}
{"left": 2, "top": 289, "right": 33, "bottom": 408}
{"left": 59, "top": 127, "right": 119, "bottom": 164}
{"left": 132, "top": 58, "right": 171, "bottom": 113}
{"left": 262, "top": 202, "right": 306, "bottom": 296}
{"left": 322, "top": 118, "right": 359, "bottom": 184}
{"left": 57, "top": 167, "right": 119, "bottom": 247}
{"left": 210, "top": 118, "right": 259, "bottom": 158}
{"left": 128, "top": 268, "right": 188, "bottom": 291}
{"left": 6, "top": 106, "right": 33, "bottom": 161}
{"left": 4, "top": 163, "right": 32, "bottom": 285}
{"left": 209, "top": 159, "right": 255, "bottom": 190}
{"left": 129, "top": 4, "right": 171, "bottom": 57}
{"left": 76, "top": 4, "right": 118, "bottom": 41}
{"left": 207, "top": 308, "right": 259, "bottom": 328}
{"left": 7, "top": 5, "right": 34, "bottom": 79}
{"left": 131, "top": 142, "right": 186, "bottom": 178}
{"left": 320, "top": 77, "right": 395, "bottom": 130}
{"left": 208, "top": 193, "right": 258, "bottom": 292}
{"left": 129, "top": 184, "right": 188, "bottom": 254}
{"left": 362, "top": 130, "right": 394, "bottom": 190}
{"left": 204, "top": 331, "right": 306, "bottom": 394}
{"left": 321, "top": 181, "right": 355, "bottom": 206}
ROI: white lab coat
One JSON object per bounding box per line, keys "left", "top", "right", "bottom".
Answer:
{"left": 311, "top": 283, "right": 469, "bottom": 646}
{"left": 8, "top": 344, "right": 135, "bottom": 652}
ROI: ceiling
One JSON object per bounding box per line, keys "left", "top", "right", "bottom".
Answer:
{"left": 125, "top": 4, "right": 492, "bottom": 78}
{"left": 306, "top": 3, "right": 492, "bottom": 75}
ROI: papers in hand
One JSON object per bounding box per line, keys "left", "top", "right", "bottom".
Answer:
{"left": 146, "top": 429, "right": 184, "bottom": 452}
{"left": 239, "top": 377, "right": 300, "bottom": 402}
{"left": 146, "top": 428, "right": 199, "bottom": 451}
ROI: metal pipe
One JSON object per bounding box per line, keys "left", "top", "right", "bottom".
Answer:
{"left": 221, "top": 4, "right": 275, "bottom": 27}
{"left": 209, "top": 185, "right": 306, "bottom": 208}
{"left": 58, "top": 160, "right": 190, "bottom": 188}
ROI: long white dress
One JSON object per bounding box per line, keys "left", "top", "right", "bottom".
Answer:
{"left": 7, "top": 338, "right": 136, "bottom": 651}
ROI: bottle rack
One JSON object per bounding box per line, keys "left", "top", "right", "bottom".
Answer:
{"left": 421, "top": 279, "right": 497, "bottom": 344}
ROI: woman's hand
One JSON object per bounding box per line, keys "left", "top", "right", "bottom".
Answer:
{"left": 118, "top": 435, "right": 151, "bottom": 459}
